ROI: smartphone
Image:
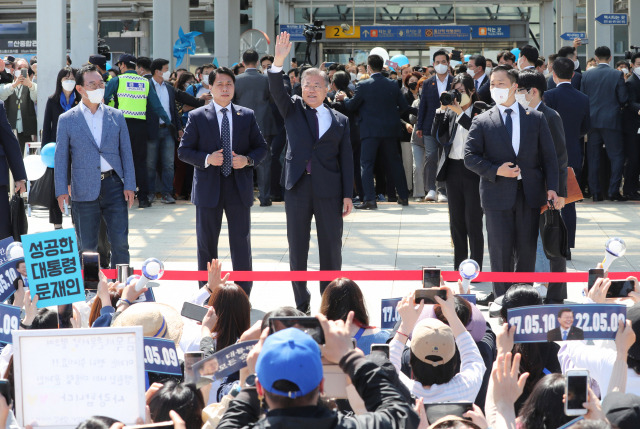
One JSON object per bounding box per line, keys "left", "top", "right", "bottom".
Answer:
{"left": 451, "top": 50, "right": 462, "bottom": 61}
{"left": 422, "top": 267, "right": 441, "bottom": 288}
{"left": 82, "top": 252, "right": 100, "bottom": 290}
{"left": 57, "top": 304, "right": 73, "bottom": 329}
{"left": 124, "top": 423, "right": 174, "bottom": 429}
{"left": 424, "top": 402, "right": 473, "bottom": 423}
{"left": 607, "top": 280, "right": 635, "bottom": 298}
{"left": 565, "top": 370, "right": 589, "bottom": 416}
{"left": 587, "top": 268, "right": 605, "bottom": 290}
{"left": 322, "top": 364, "right": 348, "bottom": 399}
{"left": 181, "top": 302, "right": 209, "bottom": 322}
{"left": 370, "top": 343, "right": 389, "bottom": 358}
{"left": 20, "top": 68, "right": 27, "bottom": 78}
{"left": 268, "top": 316, "right": 325, "bottom": 344}
{"left": 415, "top": 288, "right": 447, "bottom": 304}
{"left": 0, "top": 380, "right": 11, "bottom": 406}
{"left": 184, "top": 351, "right": 204, "bottom": 384}
{"left": 117, "top": 264, "right": 133, "bottom": 284}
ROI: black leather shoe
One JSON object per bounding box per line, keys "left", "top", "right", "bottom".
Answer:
{"left": 608, "top": 192, "right": 628, "bottom": 201}
{"left": 138, "top": 200, "right": 151, "bottom": 208}
{"left": 476, "top": 292, "right": 494, "bottom": 306}
{"left": 566, "top": 249, "right": 572, "bottom": 261}
{"left": 397, "top": 197, "right": 409, "bottom": 206}
{"left": 592, "top": 193, "right": 604, "bottom": 202}
{"left": 355, "top": 200, "right": 378, "bottom": 210}
{"left": 260, "top": 199, "right": 272, "bottom": 207}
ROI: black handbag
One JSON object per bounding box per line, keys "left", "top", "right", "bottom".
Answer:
{"left": 539, "top": 205, "right": 569, "bottom": 259}
{"left": 10, "top": 193, "right": 27, "bottom": 241}
{"left": 28, "top": 167, "right": 55, "bottom": 208}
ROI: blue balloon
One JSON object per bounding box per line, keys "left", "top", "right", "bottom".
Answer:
{"left": 390, "top": 55, "right": 409, "bottom": 68}
{"left": 511, "top": 48, "right": 521, "bottom": 60}
{"left": 41, "top": 143, "right": 56, "bottom": 168}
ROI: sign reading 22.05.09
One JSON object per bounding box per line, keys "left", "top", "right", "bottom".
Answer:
{"left": 507, "top": 304, "right": 626, "bottom": 343}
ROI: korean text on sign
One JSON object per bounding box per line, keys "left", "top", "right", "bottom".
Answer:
{"left": 22, "top": 228, "right": 85, "bottom": 308}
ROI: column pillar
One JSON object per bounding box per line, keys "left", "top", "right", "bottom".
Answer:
{"left": 557, "top": 0, "right": 575, "bottom": 51}
{"left": 139, "top": 19, "right": 151, "bottom": 58}
{"left": 594, "top": 0, "right": 614, "bottom": 62}
{"left": 70, "top": 0, "right": 96, "bottom": 67}
{"left": 629, "top": 0, "right": 640, "bottom": 56}
{"left": 253, "top": 0, "right": 275, "bottom": 55}
{"left": 540, "top": 0, "right": 555, "bottom": 56}
{"left": 214, "top": 0, "right": 240, "bottom": 68}
{"left": 585, "top": 0, "right": 596, "bottom": 60}
{"left": 37, "top": 0, "right": 67, "bottom": 136}
{"left": 153, "top": 0, "right": 190, "bottom": 69}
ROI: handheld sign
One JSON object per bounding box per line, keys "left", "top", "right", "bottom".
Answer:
{"left": 0, "top": 237, "right": 14, "bottom": 266}
{"left": 0, "top": 303, "right": 20, "bottom": 344}
{"left": 13, "top": 327, "right": 146, "bottom": 429}
{"left": 143, "top": 337, "right": 181, "bottom": 376}
{"left": 381, "top": 298, "right": 401, "bottom": 329}
{"left": 21, "top": 229, "right": 84, "bottom": 308}
{"left": 507, "top": 304, "right": 626, "bottom": 343}
{"left": 191, "top": 340, "right": 258, "bottom": 386}
{"left": 0, "top": 257, "right": 21, "bottom": 303}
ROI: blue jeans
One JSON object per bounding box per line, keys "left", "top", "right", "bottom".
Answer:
{"left": 147, "top": 127, "right": 175, "bottom": 195}
{"left": 73, "top": 174, "right": 130, "bottom": 267}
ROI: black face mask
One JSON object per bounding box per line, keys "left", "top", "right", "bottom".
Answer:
{"left": 408, "top": 81, "right": 418, "bottom": 91}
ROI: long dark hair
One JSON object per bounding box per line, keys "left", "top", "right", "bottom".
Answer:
{"left": 451, "top": 73, "right": 479, "bottom": 103}
{"left": 518, "top": 374, "right": 572, "bottom": 429}
{"left": 320, "top": 278, "right": 369, "bottom": 326}
{"left": 52, "top": 66, "right": 78, "bottom": 100}
{"left": 208, "top": 284, "right": 251, "bottom": 350}
{"left": 175, "top": 71, "right": 195, "bottom": 91}
{"left": 148, "top": 381, "right": 204, "bottom": 429}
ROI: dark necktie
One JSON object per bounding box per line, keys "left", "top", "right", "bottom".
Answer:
{"left": 307, "top": 108, "right": 318, "bottom": 174}
{"left": 220, "top": 107, "right": 232, "bottom": 177}
{"left": 475, "top": 80, "right": 479, "bottom": 91}
{"left": 504, "top": 108, "right": 513, "bottom": 139}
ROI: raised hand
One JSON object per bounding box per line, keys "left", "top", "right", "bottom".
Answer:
{"left": 274, "top": 32, "right": 292, "bottom": 67}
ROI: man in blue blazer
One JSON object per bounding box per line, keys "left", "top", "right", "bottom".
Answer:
{"left": 580, "top": 46, "right": 628, "bottom": 201}
{"left": 55, "top": 64, "right": 136, "bottom": 266}
{"left": 416, "top": 50, "right": 453, "bottom": 202}
{"left": 336, "top": 54, "right": 412, "bottom": 209}
{"left": 269, "top": 32, "right": 353, "bottom": 313}
{"left": 465, "top": 65, "right": 559, "bottom": 297}
{"left": 0, "top": 100, "right": 26, "bottom": 240}
{"left": 178, "top": 67, "right": 267, "bottom": 296}
{"left": 544, "top": 57, "right": 591, "bottom": 253}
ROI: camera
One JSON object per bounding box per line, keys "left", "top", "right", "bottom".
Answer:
{"left": 440, "top": 89, "right": 461, "bottom": 106}
{"left": 625, "top": 45, "right": 640, "bottom": 60}
{"left": 304, "top": 20, "right": 324, "bottom": 43}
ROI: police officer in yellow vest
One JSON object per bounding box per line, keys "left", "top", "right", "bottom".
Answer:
{"left": 88, "top": 54, "right": 112, "bottom": 83}
{"left": 105, "top": 54, "right": 172, "bottom": 208}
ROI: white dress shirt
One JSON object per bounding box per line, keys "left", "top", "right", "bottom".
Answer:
{"left": 204, "top": 101, "right": 234, "bottom": 168}
{"left": 436, "top": 74, "right": 448, "bottom": 95}
{"left": 152, "top": 78, "right": 171, "bottom": 124}
{"left": 449, "top": 105, "right": 473, "bottom": 160}
{"left": 557, "top": 81, "right": 572, "bottom": 86}
{"left": 496, "top": 100, "right": 521, "bottom": 179}
{"left": 79, "top": 102, "right": 113, "bottom": 172}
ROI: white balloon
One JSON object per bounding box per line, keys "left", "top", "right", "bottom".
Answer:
{"left": 369, "top": 47, "right": 390, "bottom": 63}
{"left": 23, "top": 155, "right": 46, "bottom": 181}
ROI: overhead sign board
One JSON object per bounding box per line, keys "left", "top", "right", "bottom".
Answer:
{"left": 561, "top": 32, "right": 586, "bottom": 40}
{"left": 470, "top": 25, "right": 510, "bottom": 39}
{"left": 595, "top": 14, "right": 628, "bottom": 25}
{"left": 325, "top": 25, "right": 361, "bottom": 39}
{"left": 280, "top": 24, "right": 306, "bottom": 42}
{"left": 361, "top": 25, "right": 471, "bottom": 42}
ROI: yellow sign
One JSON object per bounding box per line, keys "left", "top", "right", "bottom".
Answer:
{"left": 326, "top": 25, "right": 361, "bottom": 39}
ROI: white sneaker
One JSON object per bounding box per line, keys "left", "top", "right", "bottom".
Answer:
{"left": 533, "top": 282, "right": 548, "bottom": 298}
{"left": 424, "top": 190, "right": 436, "bottom": 202}
{"left": 437, "top": 192, "right": 448, "bottom": 203}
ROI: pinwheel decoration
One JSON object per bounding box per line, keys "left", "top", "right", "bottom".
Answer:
{"left": 173, "top": 26, "right": 202, "bottom": 67}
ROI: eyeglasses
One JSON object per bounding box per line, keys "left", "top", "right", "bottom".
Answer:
{"left": 302, "top": 84, "right": 326, "bottom": 91}
{"left": 84, "top": 81, "right": 105, "bottom": 90}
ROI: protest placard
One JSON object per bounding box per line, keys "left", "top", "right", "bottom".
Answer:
{"left": 143, "top": 337, "right": 181, "bottom": 375}
{"left": 380, "top": 294, "right": 477, "bottom": 329}
{"left": 0, "top": 256, "right": 21, "bottom": 303}
{"left": 507, "top": 304, "right": 627, "bottom": 343}
{"left": 191, "top": 340, "right": 258, "bottom": 385}
{"left": 21, "top": 228, "right": 84, "bottom": 308}
{"left": 13, "top": 327, "right": 146, "bottom": 428}
{"left": 0, "top": 303, "right": 21, "bottom": 344}
{"left": 0, "top": 237, "right": 13, "bottom": 266}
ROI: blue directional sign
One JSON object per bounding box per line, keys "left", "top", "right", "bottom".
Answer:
{"left": 561, "top": 32, "right": 586, "bottom": 41}
{"left": 595, "top": 14, "right": 628, "bottom": 25}
{"left": 280, "top": 24, "right": 306, "bottom": 42}
{"left": 470, "top": 25, "right": 510, "bottom": 39}
{"left": 361, "top": 25, "right": 471, "bottom": 42}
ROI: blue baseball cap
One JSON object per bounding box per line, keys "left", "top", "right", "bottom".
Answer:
{"left": 256, "top": 327, "right": 323, "bottom": 398}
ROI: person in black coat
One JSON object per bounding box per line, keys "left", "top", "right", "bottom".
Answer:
{"left": 42, "top": 67, "right": 80, "bottom": 228}
{"left": 622, "top": 53, "right": 640, "bottom": 199}
{"left": 0, "top": 99, "right": 26, "bottom": 240}
{"left": 432, "top": 73, "right": 486, "bottom": 269}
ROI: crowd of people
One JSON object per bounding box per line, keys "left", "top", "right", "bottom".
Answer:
{"left": 2, "top": 26, "right": 640, "bottom": 429}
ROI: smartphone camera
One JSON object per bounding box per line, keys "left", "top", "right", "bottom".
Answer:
{"left": 587, "top": 268, "right": 605, "bottom": 290}
{"left": 422, "top": 267, "right": 441, "bottom": 288}
{"left": 565, "top": 370, "right": 589, "bottom": 416}
{"left": 82, "top": 252, "right": 100, "bottom": 290}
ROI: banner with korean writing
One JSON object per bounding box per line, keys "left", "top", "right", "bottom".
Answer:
{"left": 22, "top": 228, "right": 84, "bottom": 308}
{"left": 143, "top": 337, "right": 181, "bottom": 376}
{"left": 0, "top": 256, "right": 21, "bottom": 303}
{"left": 191, "top": 340, "right": 258, "bottom": 386}
{"left": 507, "top": 304, "right": 626, "bottom": 343}
{"left": 0, "top": 303, "right": 21, "bottom": 344}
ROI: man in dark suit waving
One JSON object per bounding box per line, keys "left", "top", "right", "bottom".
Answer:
{"left": 178, "top": 67, "right": 268, "bottom": 296}
{"left": 465, "top": 65, "right": 559, "bottom": 298}
{"left": 269, "top": 32, "right": 353, "bottom": 313}
{"left": 0, "top": 99, "right": 26, "bottom": 239}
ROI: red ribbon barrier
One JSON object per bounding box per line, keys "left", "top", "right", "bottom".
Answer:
{"left": 101, "top": 269, "right": 639, "bottom": 283}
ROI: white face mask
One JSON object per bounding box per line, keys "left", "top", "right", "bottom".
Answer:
{"left": 434, "top": 64, "right": 448, "bottom": 75}
{"left": 573, "top": 59, "right": 580, "bottom": 70}
{"left": 201, "top": 75, "right": 209, "bottom": 85}
{"left": 61, "top": 80, "right": 76, "bottom": 91}
{"left": 14, "top": 69, "right": 22, "bottom": 77}
{"left": 622, "top": 68, "right": 629, "bottom": 75}
{"left": 85, "top": 88, "right": 104, "bottom": 104}
{"left": 634, "top": 67, "right": 640, "bottom": 76}
{"left": 490, "top": 86, "right": 512, "bottom": 105}
{"left": 515, "top": 92, "right": 530, "bottom": 109}
{"left": 543, "top": 69, "right": 550, "bottom": 76}
{"left": 162, "top": 71, "right": 171, "bottom": 81}
{"left": 485, "top": 67, "right": 492, "bottom": 75}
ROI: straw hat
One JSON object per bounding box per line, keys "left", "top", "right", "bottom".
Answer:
{"left": 112, "top": 302, "right": 184, "bottom": 346}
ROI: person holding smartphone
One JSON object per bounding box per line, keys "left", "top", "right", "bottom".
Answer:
{"left": 0, "top": 58, "right": 37, "bottom": 154}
